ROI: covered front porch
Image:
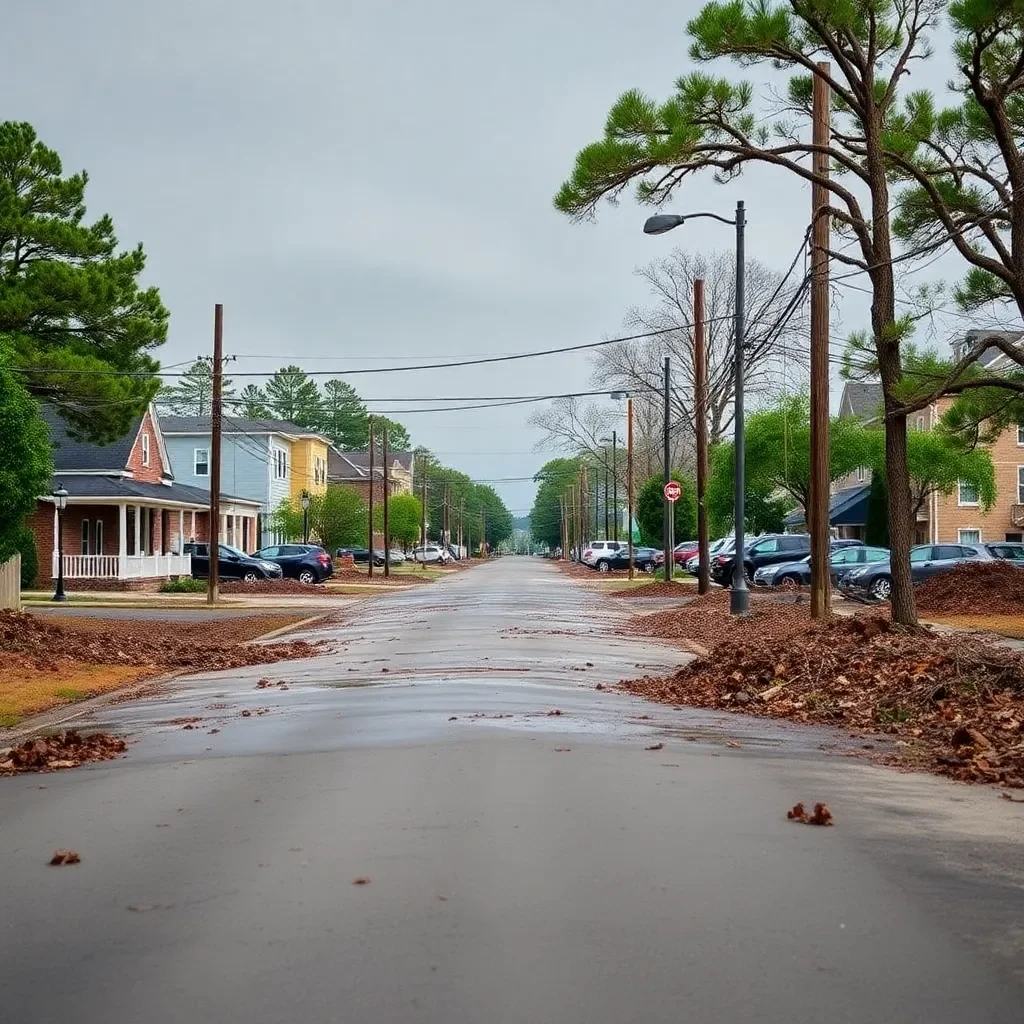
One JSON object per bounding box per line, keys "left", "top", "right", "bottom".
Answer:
{"left": 45, "top": 499, "right": 261, "bottom": 581}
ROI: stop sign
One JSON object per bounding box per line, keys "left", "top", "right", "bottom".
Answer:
{"left": 663, "top": 480, "right": 682, "bottom": 503}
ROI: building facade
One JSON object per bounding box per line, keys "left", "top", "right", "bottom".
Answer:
{"left": 29, "top": 405, "right": 259, "bottom": 589}
{"left": 160, "top": 417, "right": 332, "bottom": 547}
{"left": 327, "top": 449, "right": 415, "bottom": 504}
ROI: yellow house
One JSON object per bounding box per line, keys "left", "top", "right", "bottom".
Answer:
{"left": 288, "top": 431, "right": 332, "bottom": 502}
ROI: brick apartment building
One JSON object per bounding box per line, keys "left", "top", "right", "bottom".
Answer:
{"left": 830, "top": 336, "right": 1024, "bottom": 546}
{"left": 327, "top": 449, "right": 415, "bottom": 503}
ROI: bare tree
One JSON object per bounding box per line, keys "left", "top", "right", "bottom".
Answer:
{"left": 593, "top": 249, "right": 808, "bottom": 446}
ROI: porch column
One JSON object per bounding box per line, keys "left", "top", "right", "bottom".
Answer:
{"left": 118, "top": 504, "right": 128, "bottom": 577}
{"left": 190, "top": 509, "right": 197, "bottom": 542}
{"left": 52, "top": 505, "right": 59, "bottom": 578}
{"left": 220, "top": 514, "right": 227, "bottom": 548}
{"left": 133, "top": 504, "right": 141, "bottom": 557}
{"left": 178, "top": 509, "right": 185, "bottom": 554}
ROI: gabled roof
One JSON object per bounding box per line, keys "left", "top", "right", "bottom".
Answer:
{"left": 42, "top": 405, "right": 141, "bottom": 473}
{"left": 159, "top": 415, "right": 331, "bottom": 444}
{"left": 784, "top": 484, "right": 870, "bottom": 528}
{"left": 327, "top": 448, "right": 414, "bottom": 482}
{"left": 954, "top": 329, "right": 1024, "bottom": 369}
{"left": 42, "top": 475, "right": 259, "bottom": 508}
{"left": 839, "top": 382, "right": 883, "bottom": 422}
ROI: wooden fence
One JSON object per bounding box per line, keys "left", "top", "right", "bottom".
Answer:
{"left": 0, "top": 554, "right": 21, "bottom": 610}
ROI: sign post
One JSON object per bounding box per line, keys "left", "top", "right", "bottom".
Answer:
{"left": 663, "top": 481, "right": 681, "bottom": 581}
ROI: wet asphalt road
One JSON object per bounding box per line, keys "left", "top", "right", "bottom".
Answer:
{"left": 2, "top": 558, "right": 1023, "bottom": 1023}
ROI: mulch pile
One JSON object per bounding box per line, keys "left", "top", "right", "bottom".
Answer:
{"left": 554, "top": 560, "right": 631, "bottom": 579}
{"left": 0, "top": 609, "right": 327, "bottom": 673}
{"left": 220, "top": 579, "right": 323, "bottom": 595}
{"left": 610, "top": 581, "right": 693, "bottom": 599}
{"left": 1, "top": 730, "right": 127, "bottom": 775}
{"left": 917, "top": 561, "right": 1024, "bottom": 616}
{"left": 621, "top": 614, "right": 1024, "bottom": 787}
{"left": 630, "top": 589, "right": 813, "bottom": 651}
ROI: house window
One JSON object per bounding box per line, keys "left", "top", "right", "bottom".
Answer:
{"left": 856, "top": 466, "right": 866, "bottom": 483}
{"left": 1019, "top": 466, "right": 1024, "bottom": 504}
{"left": 916, "top": 415, "right": 924, "bottom": 431}
{"left": 194, "top": 448, "right": 209, "bottom": 477}
{"left": 958, "top": 480, "right": 979, "bottom": 505}
{"left": 95, "top": 520, "right": 103, "bottom": 555}
{"left": 81, "top": 519, "right": 90, "bottom": 555}
{"left": 274, "top": 447, "right": 288, "bottom": 480}
{"left": 141, "top": 433, "right": 150, "bottom": 467}
{"left": 958, "top": 529, "right": 981, "bottom": 545}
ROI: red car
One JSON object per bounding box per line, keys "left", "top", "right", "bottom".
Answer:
{"left": 653, "top": 542, "right": 699, "bottom": 567}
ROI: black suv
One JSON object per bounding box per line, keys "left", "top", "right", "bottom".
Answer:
{"left": 711, "top": 533, "right": 811, "bottom": 586}
{"left": 255, "top": 543, "right": 334, "bottom": 584}
{"left": 184, "top": 543, "right": 284, "bottom": 582}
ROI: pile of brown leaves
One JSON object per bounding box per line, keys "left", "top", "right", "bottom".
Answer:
{"left": 0, "top": 610, "right": 326, "bottom": 672}
{"left": 1, "top": 730, "right": 127, "bottom": 775}
{"left": 917, "top": 561, "right": 1024, "bottom": 616}
{"left": 220, "top": 579, "right": 323, "bottom": 595}
{"left": 630, "top": 589, "right": 813, "bottom": 651}
{"left": 610, "top": 581, "right": 693, "bottom": 599}
{"left": 621, "top": 615, "right": 1024, "bottom": 786}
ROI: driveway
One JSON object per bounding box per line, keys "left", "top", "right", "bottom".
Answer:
{"left": 1, "top": 558, "right": 1021, "bottom": 1023}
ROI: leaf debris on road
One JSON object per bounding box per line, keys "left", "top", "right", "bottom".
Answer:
{"left": 49, "top": 849, "right": 81, "bottom": 866}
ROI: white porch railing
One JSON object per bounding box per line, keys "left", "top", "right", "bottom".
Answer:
{"left": 53, "top": 553, "right": 192, "bottom": 579}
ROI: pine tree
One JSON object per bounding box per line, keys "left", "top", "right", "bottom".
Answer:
{"left": 264, "top": 365, "right": 321, "bottom": 428}
{"left": 158, "top": 361, "right": 234, "bottom": 416}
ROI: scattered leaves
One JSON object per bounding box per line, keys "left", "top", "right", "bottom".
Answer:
{"left": 1, "top": 731, "right": 126, "bottom": 775}
{"left": 352, "top": 877, "right": 371, "bottom": 885}
{"left": 49, "top": 849, "right": 80, "bottom": 866}
{"left": 645, "top": 742, "right": 664, "bottom": 751}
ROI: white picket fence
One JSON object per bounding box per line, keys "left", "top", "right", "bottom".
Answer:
{"left": 51, "top": 553, "right": 192, "bottom": 579}
{"left": 0, "top": 554, "right": 21, "bottom": 610}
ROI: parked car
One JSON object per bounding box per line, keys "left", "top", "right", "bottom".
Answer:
{"left": 985, "top": 542, "right": 1024, "bottom": 564}
{"left": 752, "top": 542, "right": 882, "bottom": 589}
{"left": 590, "top": 545, "right": 660, "bottom": 573}
{"left": 581, "top": 540, "right": 627, "bottom": 567}
{"left": 254, "top": 543, "right": 333, "bottom": 584}
{"left": 685, "top": 537, "right": 730, "bottom": 576}
{"left": 711, "top": 533, "right": 813, "bottom": 586}
{"left": 653, "top": 542, "right": 699, "bottom": 568}
{"left": 839, "top": 542, "right": 995, "bottom": 601}
{"left": 185, "top": 542, "right": 284, "bottom": 582}
{"left": 387, "top": 549, "right": 407, "bottom": 565}
{"left": 411, "top": 544, "right": 451, "bottom": 564}
{"left": 335, "top": 547, "right": 385, "bottom": 567}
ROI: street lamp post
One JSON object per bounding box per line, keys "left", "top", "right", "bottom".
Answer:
{"left": 609, "top": 393, "right": 633, "bottom": 578}
{"left": 52, "top": 483, "right": 68, "bottom": 602}
{"left": 611, "top": 429, "right": 618, "bottom": 542}
{"left": 300, "top": 491, "right": 311, "bottom": 544}
{"left": 644, "top": 201, "right": 749, "bottom": 614}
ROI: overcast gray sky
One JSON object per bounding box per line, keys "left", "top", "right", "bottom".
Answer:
{"left": 5, "top": 1, "right": 989, "bottom": 518}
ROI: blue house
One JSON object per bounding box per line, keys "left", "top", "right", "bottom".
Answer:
{"left": 160, "top": 416, "right": 323, "bottom": 548}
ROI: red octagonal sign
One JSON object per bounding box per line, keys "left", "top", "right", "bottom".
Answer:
{"left": 663, "top": 480, "right": 682, "bottom": 503}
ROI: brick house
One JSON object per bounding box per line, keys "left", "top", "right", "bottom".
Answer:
{"left": 833, "top": 347, "right": 1024, "bottom": 545}
{"left": 327, "top": 449, "right": 415, "bottom": 503}
{"left": 29, "top": 405, "right": 260, "bottom": 589}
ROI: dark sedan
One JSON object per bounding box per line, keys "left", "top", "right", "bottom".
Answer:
{"left": 839, "top": 542, "right": 995, "bottom": 601}
{"left": 753, "top": 544, "right": 887, "bottom": 588}
{"left": 185, "top": 543, "right": 284, "bottom": 582}
{"left": 255, "top": 543, "right": 334, "bottom": 584}
{"left": 591, "top": 545, "right": 659, "bottom": 573}
{"left": 335, "top": 547, "right": 385, "bottom": 567}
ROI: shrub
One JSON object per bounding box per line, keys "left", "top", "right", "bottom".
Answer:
{"left": 159, "top": 577, "right": 207, "bottom": 594}
{"left": 17, "top": 527, "right": 38, "bottom": 588}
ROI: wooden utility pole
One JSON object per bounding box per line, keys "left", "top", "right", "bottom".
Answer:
{"left": 420, "top": 460, "right": 428, "bottom": 571}
{"left": 809, "top": 62, "right": 832, "bottom": 619}
{"left": 382, "top": 427, "right": 390, "bottom": 577}
{"left": 207, "top": 304, "right": 224, "bottom": 605}
{"left": 627, "top": 397, "right": 635, "bottom": 580}
{"left": 459, "top": 496, "right": 465, "bottom": 555}
{"left": 480, "top": 508, "right": 486, "bottom": 558}
{"left": 368, "top": 416, "right": 375, "bottom": 578}
{"left": 694, "top": 279, "right": 710, "bottom": 595}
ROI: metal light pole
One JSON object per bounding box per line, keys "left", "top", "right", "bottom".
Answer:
{"left": 300, "top": 491, "right": 310, "bottom": 544}
{"left": 609, "top": 392, "right": 633, "bottom": 578}
{"left": 644, "top": 201, "right": 749, "bottom": 614}
{"left": 52, "top": 483, "right": 68, "bottom": 602}
{"left": 611, "top": 429, "right": 618, "bottom": 542}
